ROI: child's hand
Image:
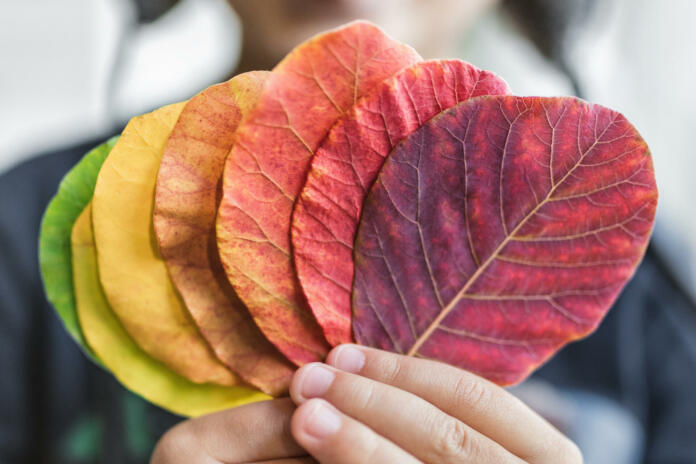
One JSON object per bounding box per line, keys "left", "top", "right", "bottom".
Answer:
{"left": 150, "top": 397, "right": 314, "bottom": 463}
{"left": 151, "top": 345, "right": 582, "bottom": 463}
{"left": 289, "top": 345, "right": 583, "bottom": 463}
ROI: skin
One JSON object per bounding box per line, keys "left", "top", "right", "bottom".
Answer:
{"left": 228, "top": 0, "right": 499, "bottom": 72}
{"left": 151, "top": 345, "right": 582, "bottom": 463}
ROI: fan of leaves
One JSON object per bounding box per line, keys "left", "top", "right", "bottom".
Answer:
{"left": 38, "top": 20, "right": 657, "bottom": 416}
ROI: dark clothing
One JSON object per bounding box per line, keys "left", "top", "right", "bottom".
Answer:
{"left": 1, "top": 139, "right": 696, "bottom": 463}
{"left": 0, "top": 140, "right": 180, "bottom": 464}
{"left": 536, "top": 252, "right": 696, "bottom": 463}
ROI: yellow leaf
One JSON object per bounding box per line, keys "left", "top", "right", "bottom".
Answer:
{"left": 72, "top": 203, "right": 268, "bottom": 416}
{"left": 92, "top": 102, "right": 236, "bottom": 386}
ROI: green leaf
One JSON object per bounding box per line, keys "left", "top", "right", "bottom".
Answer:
{"left": 39, "top": 137, "right": 119, "bottom": 363}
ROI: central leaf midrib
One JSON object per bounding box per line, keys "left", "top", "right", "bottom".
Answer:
{"left": 406, "top": 110, "right": 608, "bottom": 356}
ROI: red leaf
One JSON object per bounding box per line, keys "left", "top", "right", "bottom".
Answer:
{"left": 216, "top": 21, "right": 421, "bottom": 365}
{"left": 352, "top": 96, "right": 657, "bottom": 385}
{"left": 292, "top": 60, "right": 510, "bottom": 345}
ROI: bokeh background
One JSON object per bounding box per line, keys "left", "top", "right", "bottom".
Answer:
{"left": 2, "top": 0, "right": 694, "bottom": 301}
{"left": 1, "top": 1, "right": 694, "bottom": 463}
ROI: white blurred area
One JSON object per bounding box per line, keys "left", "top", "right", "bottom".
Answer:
{"left": 0, "top": 0, "right": 240, "bottom": 174}
{"left": 1, "top": 0, "right": 694, "bottom": 299}
{"left": 575, "top": 0, "right": 696, "bottom": 303}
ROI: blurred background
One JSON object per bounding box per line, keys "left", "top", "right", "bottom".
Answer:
{"left": 2, "top": 0, "right": 694, "bottom": 301}
{"left": 1, "top": 1, "right": 695, "bottom": 463}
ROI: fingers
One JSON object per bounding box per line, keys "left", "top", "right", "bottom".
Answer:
{"left": 325, "top": 345, "right": 582, "bottom": 464}
{"left": 252, "top": 458, "right": 317, "bottom": 464}
{"left": 151, "top": 398, "right": 305, "bottom": 464}
{"left": 291, "top": 398, "right": 420, "bottom": 464}
{"left": 290, "top": 363, "right": 523, "bottom": 463}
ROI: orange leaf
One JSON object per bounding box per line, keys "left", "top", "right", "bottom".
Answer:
{"left": 154, "top": 72, "right": 294, "bottom": 395}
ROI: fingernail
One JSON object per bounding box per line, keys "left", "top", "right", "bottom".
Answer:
{"left": 304, "top": 401, "right": 341, "bottom": 439}
{"left": 333, "top": 345, "right": 365, "bottom": 373}
{"left": 300, "top": 364, "right": 335, "bottom": 399}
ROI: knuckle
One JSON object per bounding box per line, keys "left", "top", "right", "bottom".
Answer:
{"left": 356, "top": 381, "right": 380, "bottom": 412}
{"left": 362, "top": 433, "right": 385, "bottom": 463}
{"left": 379, "top": 354, "right": 404, "bottom": 385}
{"left": 452, "top": 374, "right": 491, "bottom": 409}
{"left": 433, "top": 417, "right": 473, "bottom": 460}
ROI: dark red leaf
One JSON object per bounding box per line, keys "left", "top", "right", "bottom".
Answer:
{"left": 352, "top": 96, "right": 657, "bottom": 385}
{"left": 292, "top": 60, "right": 509, "bottom": 345}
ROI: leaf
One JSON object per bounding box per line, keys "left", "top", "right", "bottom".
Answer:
{"left": 72, "top": 204, "right": 268, "bottom": 417}
{"left": 292, "top": 60, "right": 510, "bottom": 345}
{"left": 216, "top": 20, "right": 421, "bottom": 365}
{"left": 92, "top": 102, "right": 238, "bottom": 386}
{"left": 153, "top": 72, "right": 295, "bottom": 396}
{"left": 39, "top": 137, "right": 119, "bottom": 363}
{"left": 352, "top": 96, "right": 658, "bottom": 385}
